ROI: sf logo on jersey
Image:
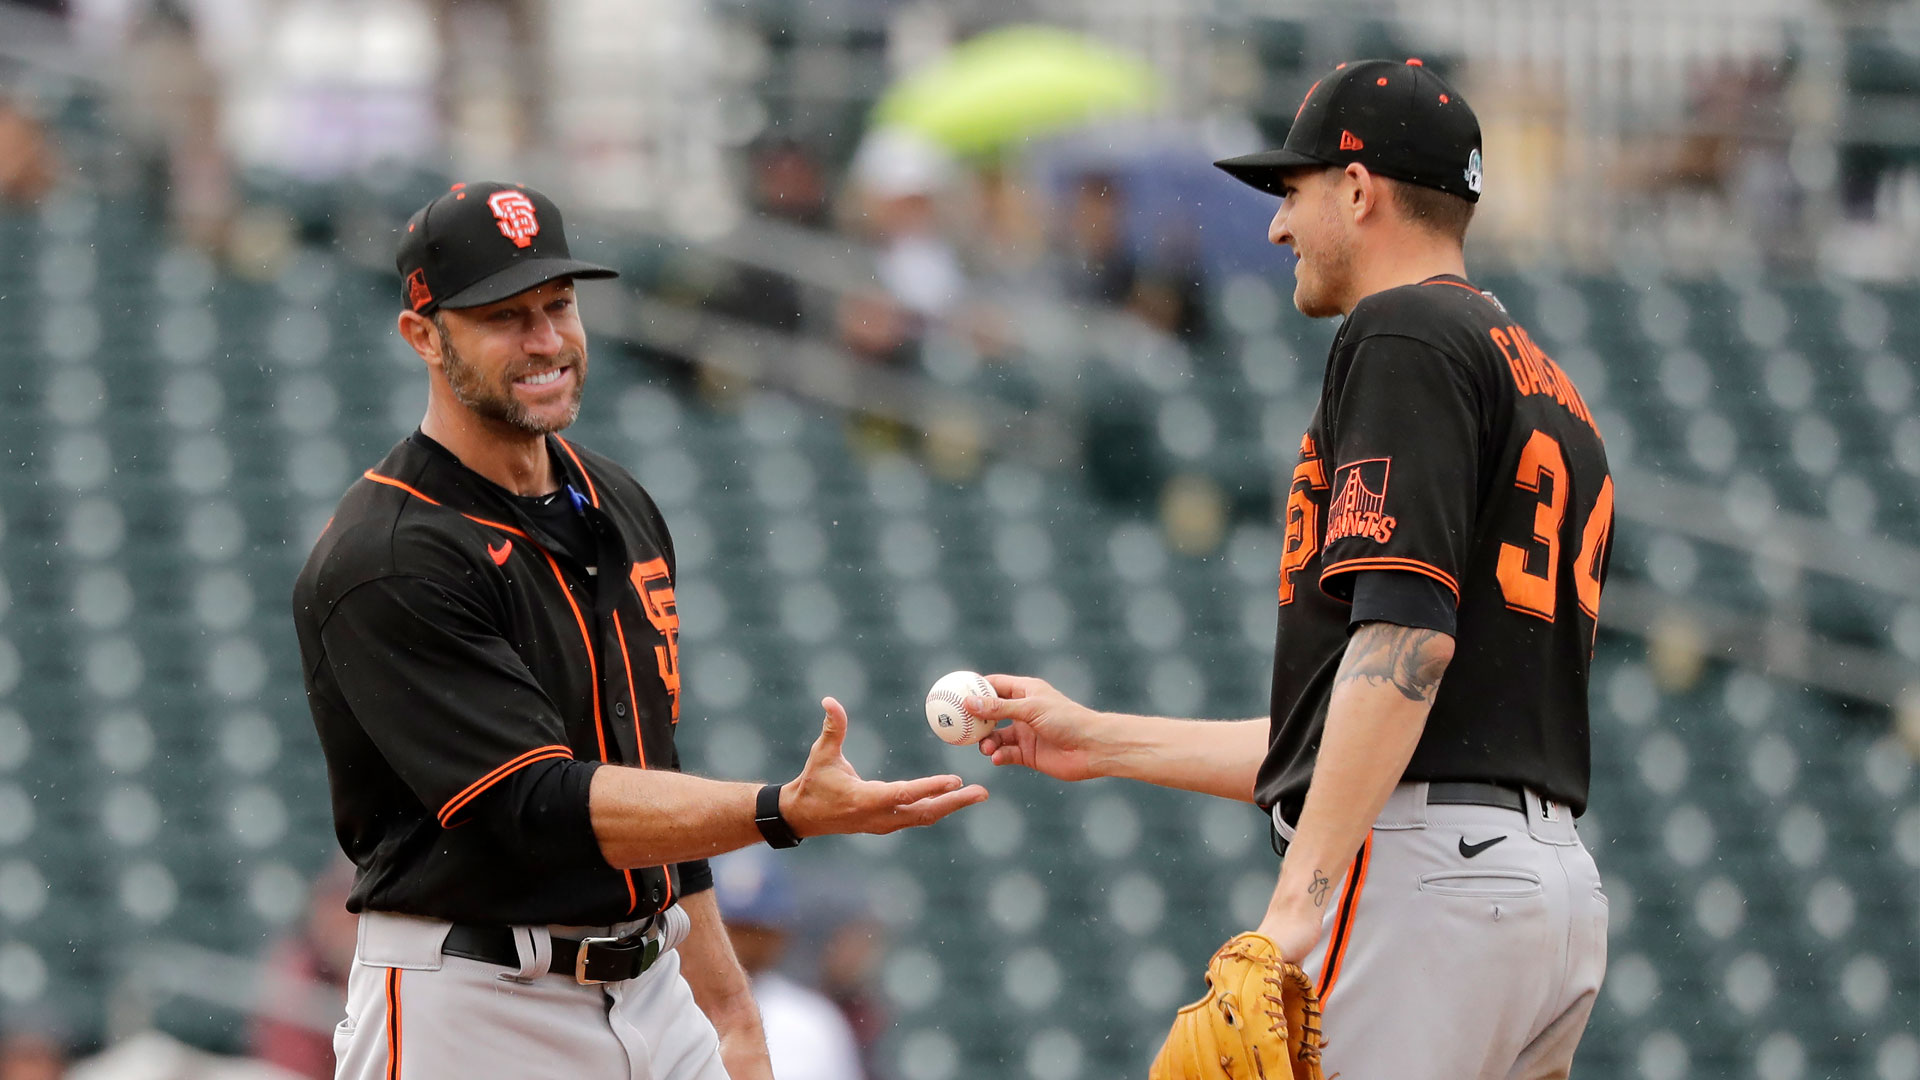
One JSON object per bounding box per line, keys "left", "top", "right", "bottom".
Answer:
{"left": 1325, "top": 458, "right": 1397, "bottom": 544}
{"left": 488, "top": 190, "right": 541, "bottom": 248}
{"left": 1279, "top": 435, "right": 1329, "bottom": 605}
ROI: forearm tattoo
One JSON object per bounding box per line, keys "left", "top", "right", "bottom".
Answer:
{"left": 1334, "top": 622, "right": 1452, "bottom": 703}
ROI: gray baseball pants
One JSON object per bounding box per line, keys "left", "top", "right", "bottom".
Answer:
{"left": 333, "top": 906, "right": 729, "bottom": 1080}
{"left": 1274, "top": 782, "right": 1609, "bottom": 1080}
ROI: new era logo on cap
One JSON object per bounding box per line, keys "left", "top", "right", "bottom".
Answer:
{"left": 1339, "top": 130, "right": 1365, "bottom": 152}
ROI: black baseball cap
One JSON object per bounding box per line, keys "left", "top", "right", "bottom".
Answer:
{"left": 395, "top": 181, "right": 617, "bottom": 314}
{"left": 1216, "top": 59, "right": 1483, "bottom": 203}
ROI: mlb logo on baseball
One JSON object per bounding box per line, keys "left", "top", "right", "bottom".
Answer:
{"left": 489, "top": 189, "right": 542, "bottom": 247}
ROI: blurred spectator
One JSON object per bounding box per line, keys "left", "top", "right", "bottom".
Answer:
{"left": 752, "top": 138, "right": 831, "bottom": 229}
{"left": 0, "top": 1026, "right": 67, "bottom": 1080}
{"left": 835, "top": 289, "right": 916, "bottom": 369}
{"left": 703, "top": 139, "right": 828, "bottom": 333}
{"left": 713, "top": 851, "right": 864, "bottom": 1080}
{"left": 849, "top": 128, "right": 965, "bottom": 322}
{"left": 1055, "top": 171, "right": 1209, "bottom": 341}
{"left": 109, "top": 0, "right": 232, "bottom": 250}
{"left": 1132, "top": 234, "right": 1210, "bottom": 342}
{"left": 424, "top": 0, "right": 551, "bottom": 175}
{"left": 1657, "top": 59, "right": 1792, "bottom": 199}
{"left": 0, "top": 96, "right": 59, "bottom": 205}
{"left": 246, "top": 860, "right": 356, "bottom": 1080}
{"left": 815, "top": 917, "right": 890, "bottom": 1080}
{"left": 1059, "top": 172, "right": 1137, "bottom": 306}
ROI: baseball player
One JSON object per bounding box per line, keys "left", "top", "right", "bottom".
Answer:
{"left": 292, "top": 181, "right": 987, "bottom": 1080}
{"left": 968, "top": 61, "right": 1613, "bottom": 1079}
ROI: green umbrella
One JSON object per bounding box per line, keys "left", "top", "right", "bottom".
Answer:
{"left": 872, "top": 25, "right": 1160, "bottom": 157}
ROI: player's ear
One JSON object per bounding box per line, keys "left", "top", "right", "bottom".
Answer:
{"left": 1346, "top": 163, "right": 1377, "bottom": 226}
{"left": 397, "top": 309, "right": 443, "bottom": 367}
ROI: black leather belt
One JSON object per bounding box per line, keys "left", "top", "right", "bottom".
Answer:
{"left": 443, "top": 920, "right": 661, "bottom": 984}
{"left": 1270, "top": 782, "right": 1527, "bottom": 858}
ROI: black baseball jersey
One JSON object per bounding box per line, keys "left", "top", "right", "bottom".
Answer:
{"left": 1257, "top": 275, "right": 1613, "bottom": 816}
{"left": 293, "top": 431, "right": 700, "bottom": 926}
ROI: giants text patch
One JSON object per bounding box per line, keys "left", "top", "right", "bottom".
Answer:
{"left": 1325, "top": 458, "right": 1397, "bottom": 544}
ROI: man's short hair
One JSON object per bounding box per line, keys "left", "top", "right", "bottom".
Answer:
{"left": 1387, "top": 178, "right": 1475, "bottom": 242}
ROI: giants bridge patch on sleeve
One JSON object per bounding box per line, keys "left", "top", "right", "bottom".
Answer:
{"left": 1325, "top": 458, "right": 1397, "bottom": 544}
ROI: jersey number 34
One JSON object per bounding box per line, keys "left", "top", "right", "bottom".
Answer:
{"left": 1496, "top": 430, "right": 1613, "bottom": 625}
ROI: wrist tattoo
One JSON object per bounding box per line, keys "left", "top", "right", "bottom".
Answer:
{"left": 1334, "top": 622, "right": 1452, "bottom": 702}
{"left": 1307, "top": 869, "right": 1332, "bottom": 908}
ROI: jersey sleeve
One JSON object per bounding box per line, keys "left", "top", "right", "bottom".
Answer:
{"left": 1318, "top": 333, "right": 1483, "bottom": 607}
{"left": 319, "top": 574, "right": 579, "bottom": 828}
{"left": 1349, "top": 569, "right": 1458, "bottom": 634}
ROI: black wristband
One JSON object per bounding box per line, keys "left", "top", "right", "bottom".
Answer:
{"left": 754, "top": 783, "right": 802, "bottom": 849}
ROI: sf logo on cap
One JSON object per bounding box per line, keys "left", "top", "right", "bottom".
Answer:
{"left": 488, "top": 190, "right": 541, "bottom": 248}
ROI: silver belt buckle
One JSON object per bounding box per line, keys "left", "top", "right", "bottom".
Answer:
{"left": 574, "top": 934, "right": 623, "bottom": 985}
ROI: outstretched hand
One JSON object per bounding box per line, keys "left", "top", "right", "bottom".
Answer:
{"left": 969, "top": 674, "right": 1108, "bottom": 783}
{"left": 780, "top": 698, "right": 988, "bottom": 837}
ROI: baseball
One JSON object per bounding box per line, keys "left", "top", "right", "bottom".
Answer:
{"left": 924, "top": 671, "right": 999, "bottom": 746}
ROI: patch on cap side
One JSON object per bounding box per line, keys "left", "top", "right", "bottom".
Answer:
{"left": 406, "top": 268, "right": 432, "bottom": 311}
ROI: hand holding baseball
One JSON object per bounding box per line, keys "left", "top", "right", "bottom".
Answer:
{"left": 924, "top": 670, "right": 999, "bottom": 745}
{"left": 969, "top": 674, "right": 1107, "bottom": 783}
{"left": 780, "top": 697, "right": 988, "bottom": 837}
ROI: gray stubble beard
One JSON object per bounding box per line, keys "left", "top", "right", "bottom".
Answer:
{"left": 438, "top": 322, "right": 587, "bottom": 435}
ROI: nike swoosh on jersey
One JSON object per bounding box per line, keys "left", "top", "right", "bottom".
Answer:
{"left": 1458, "top": 835, "right": 1507, "bottom": 858}
{"left": 487, "top": 539, "right": 513, "bottom": 565}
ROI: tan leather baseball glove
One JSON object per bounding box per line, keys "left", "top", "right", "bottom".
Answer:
{"left": 1148, "top": 932, "right": 1325, "bottom": 1080}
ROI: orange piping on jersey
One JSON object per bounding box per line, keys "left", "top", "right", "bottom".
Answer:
{"left": 363, "top": 470, "right": 441, "bottom": 505}
{"left": 555, "top": 437, "right": 600, "bottom": 507}
{"left": 384, "top": 967, "right": 403, "bottom": 1080}
{"left": 362, "top": 471, "right": 532, "bottom": 539}
{"left": 534, "top": 543, "right": 633, "bottom": 909}
{"left": 436, "top": 744, "right": 575, "bottom": 827}
{"left": 1316, "top": 834, "right": 1372, "bottom": 1004}
{"left": 537, "top": 548, "right": 607, "bottom": 763}
{"left": 1319, "top": 556, "right": 1461, "bottom": 604}
{"left": 610, "top": 614, "right": 650, "bottom": 771}
{"left": 360, "top": 466, "right": 629, "bottom": 903}
{"left": 611, "top": 610, "right": 672, "bottom": 914}
{"left": 1423, "top": 279, "right": 1484, "bottom": 296}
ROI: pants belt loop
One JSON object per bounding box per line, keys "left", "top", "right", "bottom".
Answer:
{"left": 500, "top": 925, "right": 552, "bottom": 983}
{"left": 1375, "top": 781, "right": 1431, "bottom": 830}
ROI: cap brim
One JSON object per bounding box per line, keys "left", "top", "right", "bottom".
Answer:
{"left": 1213, "top": 149, "right": 1335, "bottom": 196}
{"left": 436, "top": 257, "right": 619, "bottom": 310}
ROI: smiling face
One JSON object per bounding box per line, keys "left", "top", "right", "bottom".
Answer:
{"left": 428, "top": 278, "right": 587, "bottom": 436}
{"left": 1267, "top": 166, "right": 1357, "bottom": 319}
